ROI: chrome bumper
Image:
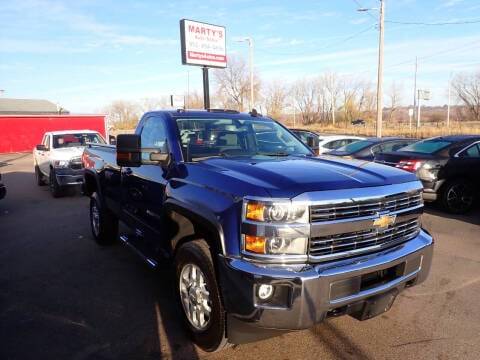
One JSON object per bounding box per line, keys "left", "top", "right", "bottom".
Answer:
{"left": 220, "top": 229, "right": 433, "bottom": 344}
{"left": 55, "top": 168, "right": 84, "bottom": 186}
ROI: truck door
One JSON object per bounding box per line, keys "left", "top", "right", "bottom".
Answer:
{"left": 121, "top": 116, "right": 169, "bottom": 239}
{"left": 38, "top": 135, "right": 51, "bottom": 175}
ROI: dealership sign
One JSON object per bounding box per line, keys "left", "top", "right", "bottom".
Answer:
{"left": 180, "top": 19, "right": 227, "bottom": 68}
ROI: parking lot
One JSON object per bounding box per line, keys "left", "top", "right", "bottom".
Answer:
{"left": 1, "top": 153, "right": 479, "bottom": 360}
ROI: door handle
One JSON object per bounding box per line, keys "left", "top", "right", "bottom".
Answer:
{"left": 122, "top": 168, "right": 133, "bottom": 176}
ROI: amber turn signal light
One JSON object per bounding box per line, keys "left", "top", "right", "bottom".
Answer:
{"left": 246, "top": 202, "right": 265, "bottom": 222}
{"left": 244, "top": 235, "right": 266, "bottom": 254}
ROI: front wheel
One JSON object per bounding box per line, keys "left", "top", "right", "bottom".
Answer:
{"left": 440, "top": 179, "right": 475, "bottom": 214}
{"left": 35, "top": 165, "right": 47, "bottom": 186}
{"left": 49, "top": 169, "right": 63, "bottom": 197}
{"left": 90, "top": 192, "right": 118, "bottom": 245}
{"left": 175, "top": 240, "right": 230, "bottom": 352}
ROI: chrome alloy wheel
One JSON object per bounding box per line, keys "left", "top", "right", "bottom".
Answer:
{"left": 179, "top": 263, "right": 212, "bottom": 330}
{"left": 91, "top": 202, "right": 100, "bottom": 236}
{"left": 446, "top": 183, "right": 473, "bottom": 212}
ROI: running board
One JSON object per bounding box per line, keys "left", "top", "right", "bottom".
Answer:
{"left": 119, "top": 235, "right": 158, "bottom": 268}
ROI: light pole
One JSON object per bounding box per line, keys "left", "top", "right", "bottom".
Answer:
{"left": 236, "top": 37, "right": 254, "bottom": 110}
{"left": 358, "top": 0, "right": 385, "bottom": 138}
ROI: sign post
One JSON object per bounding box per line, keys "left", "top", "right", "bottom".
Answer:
{"left": 180, "top": 19, "right": 227, "bottom": 109}
{"left": 416, "top": 89, "right": 430, "bottom": 129}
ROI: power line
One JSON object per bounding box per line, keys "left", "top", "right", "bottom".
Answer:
{"left": 256, "top": 24, "right": 376, "bottom": 57}
{"left": 386, "top": 19, "right": 480, "bottom": 26}
{"left": 386, "top": 39, "right": 480, "bottom": 69}
{"left": 351, "top": 0, "right": 377, "bottom": 20}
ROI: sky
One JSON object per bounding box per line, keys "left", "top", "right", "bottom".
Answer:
{"left": 1, "top": 0, "right": 479, "bottom": 113}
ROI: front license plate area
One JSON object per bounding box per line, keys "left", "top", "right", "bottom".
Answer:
{"left": 351, "top": 289, "right": 399, "bottom": 321}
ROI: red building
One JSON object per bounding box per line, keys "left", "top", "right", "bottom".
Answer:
{"left": 0, "top": 115, "right": 106, "bottom": 153}
{"left": 0, "top": 98, "right": 106, "bottom": 153}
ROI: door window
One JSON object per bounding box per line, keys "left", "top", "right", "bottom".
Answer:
{"left": 140, "top": 117, "right": 168, "bottom": 160}
{"left": 461, "top": 144, "right": 480, "bottom": 158}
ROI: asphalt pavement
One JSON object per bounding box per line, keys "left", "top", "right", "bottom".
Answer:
{"left": 1, "top": 153, "right": 479, "bottom": 360}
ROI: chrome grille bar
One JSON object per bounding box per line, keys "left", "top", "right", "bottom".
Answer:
{"left": 309, "top": 219, "right": 420, "bottom": 261}
{"left": 310, "top": 192, "right": 422, "bottom": 222}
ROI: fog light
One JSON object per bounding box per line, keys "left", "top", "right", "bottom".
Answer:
{"left": 258, "top": 284, "right": 274, "bottom": 300}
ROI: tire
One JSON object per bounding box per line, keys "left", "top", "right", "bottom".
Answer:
{"left": 440, "top": 179, "right": 476, "bottom": 214}
{"left": 175, "top": 240, "right": 230, "bottom": 352}
{"left": 90, "top": 192, "right": 118, "bottom": 245}
{"left": 35, "top": 165, "right": 47, "bottom": 186}
{"left": 49, "top": 168, "right": 63, "bottom": 197}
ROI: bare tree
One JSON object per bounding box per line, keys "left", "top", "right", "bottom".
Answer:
{"left": 139, "top": 97, "right": 170, "bottom": 113}
{"left": 386, "top": 81, "right": 403, "bottom": 122}
{"left": 213, "top": 56, "right": 260, "bottom": 111}
{"left": 103, "top": 100, "right": 141, "bottom": 130}
{"left": 186, "top": 90, "right": 204, "bottom": 109}
{"left": 293, "top": 78, "right": 317, "bottom": 124}
{"left": 452, "top": 71, "right": 480, "bottom": 121}
{"left": 264, "top": 80, "right": 287, "bottom": 119}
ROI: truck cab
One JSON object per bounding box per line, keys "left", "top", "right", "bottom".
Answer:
{"left": 82, "top": 110, "right": 433, "bottom": 352}
{"left": 33, "top": 130, "right": 105, "bottom": 197}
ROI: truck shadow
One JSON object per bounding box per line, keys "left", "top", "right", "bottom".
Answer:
{"left": 424, "top": 203, "right": 480, "bottom": 226}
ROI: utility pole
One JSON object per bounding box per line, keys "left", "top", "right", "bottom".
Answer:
{"left": 417, "top": 89, "right": 421, "bottom": 128}
{"left": 248, "top": 38, "right": 254, "bottom": 110}
{"left": 331, "top": 91, "right": 336, "bottom": 126}
{"left": 186, "top": 70, "right": 190, "bottom": 109}
{"left": 375, "top": 0, "right": 385, "bottom": 138}
{"left": 447, "top": 73, "right": 452, "bottom": 128}
{"left": 413, "top": 56, "right": 418, "bottom": 124}
{"left": 293, "top": 100, "right": 296, "bottom": 127}
{"left": 236, "top": 37, "right": 254, "bottom": 110}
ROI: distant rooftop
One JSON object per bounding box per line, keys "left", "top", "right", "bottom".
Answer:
{"left": 0, "top": 98, "right": 69, "bottom": 115}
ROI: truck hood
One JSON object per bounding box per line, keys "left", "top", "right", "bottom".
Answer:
{"left": 193, "top": 155, "right": 417, "bottom": 198}
{"left": 50, "top": 147, "right": 85, "bottom": 161}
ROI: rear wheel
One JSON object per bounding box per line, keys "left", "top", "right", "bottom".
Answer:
{"left": 90, "top": 192, "right": 118, "bottom": 245}
{"left": 440, "top": 179, "right": 475, "bottom": 214}
{"left": 35, "top": 165, "right": 46, "bottom": 186}
{"left": 49, "top": 169, "right": 63, "bottom": 197}
{"left": 175, "top": 240, "right": 230, "bottom": 352}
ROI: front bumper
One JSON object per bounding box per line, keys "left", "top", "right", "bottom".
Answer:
{"left": 220, "top": 229, "right": 433, "bottom": 344}
{"left": 54, "top": 168, "right": 84, "bottom": 186}
{"left": 0, "top": 184, "right": 6, "bottom": 199}
{"left": 420, "top": 179, "right": 445, "bottom": 202}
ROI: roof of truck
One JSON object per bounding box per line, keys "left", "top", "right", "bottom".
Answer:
{"left": 45, "top": 129, "right": 100, "bottom": 135}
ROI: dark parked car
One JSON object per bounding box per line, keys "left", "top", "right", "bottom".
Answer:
{"left": 290, "top": 129, "right": 320, "bottom": 154}
{"left": 375, "top": 135, "right": 480, "bottom": 213}
{"left": 351, "top": 119, "right": 365, "bottom": 126}
{"left": 327, "top": 137, "right": 417, "bottom": 161}
{"left": 82, "top": 110, "right": 433, "bottom": 351}
{"left": 0, "top": 172, "right": 6, "bottom": 200}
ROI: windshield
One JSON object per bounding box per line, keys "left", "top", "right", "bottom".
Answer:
{"left": 333, "top": 140, "right": 375, "bottom": 154}
{"left": 176, "top": 118, "right": 312, "bottom": 160}
{"left": 399, "top": 139, "right": 452, "bottom": 154}
{"left": 53, "top": 133, "right": 105, "bottom": 148}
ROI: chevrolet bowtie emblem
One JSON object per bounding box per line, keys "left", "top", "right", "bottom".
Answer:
{"left": 373, "top": 213, "right": 396, "bottom": 229}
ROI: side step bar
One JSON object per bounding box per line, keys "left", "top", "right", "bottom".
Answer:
{"left": 119, "top": 235, "right": 158, "bottom": 268}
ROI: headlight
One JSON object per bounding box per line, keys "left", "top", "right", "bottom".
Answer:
{"left": 417, "top": 162, "right": 439, "bottom": 181}
{"left": 54, "top": 160, "right": 69, "bottom": 168}
{"left": 244, "top": 199, "right": 309, "bottom": 224}
{"left": 244, "top": 235, "right": 307, "bottom": 255}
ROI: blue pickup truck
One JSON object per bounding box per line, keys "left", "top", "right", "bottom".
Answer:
{"left": 82, "top": 109, "right": 433, "bottom": 352}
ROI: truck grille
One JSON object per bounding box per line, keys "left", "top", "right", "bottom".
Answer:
{"left": 309, "top": 218, "right": 420, "bottom": 258}
{"left": 70, "top": 157, "right": 83, "bottom": 170}
{"left": 310, "top": 191, "right": 422, "bottom": 222}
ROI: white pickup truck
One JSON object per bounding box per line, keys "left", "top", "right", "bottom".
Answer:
{"left": 33, "top": 130, "right": 106, "bottom": 197}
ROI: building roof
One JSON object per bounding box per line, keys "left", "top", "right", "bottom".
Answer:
{"left": 0, "top": 98, "right": 69, "bottom": 115}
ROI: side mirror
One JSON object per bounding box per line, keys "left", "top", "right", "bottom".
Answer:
{"left": 36, "top": 144, "right": 47, "bottom": 151}
{"left": 109, "top": 135, "right": 117, "bottom": 145}
{"left": 116, "top": 134, "right": 141, "bottom": 167}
